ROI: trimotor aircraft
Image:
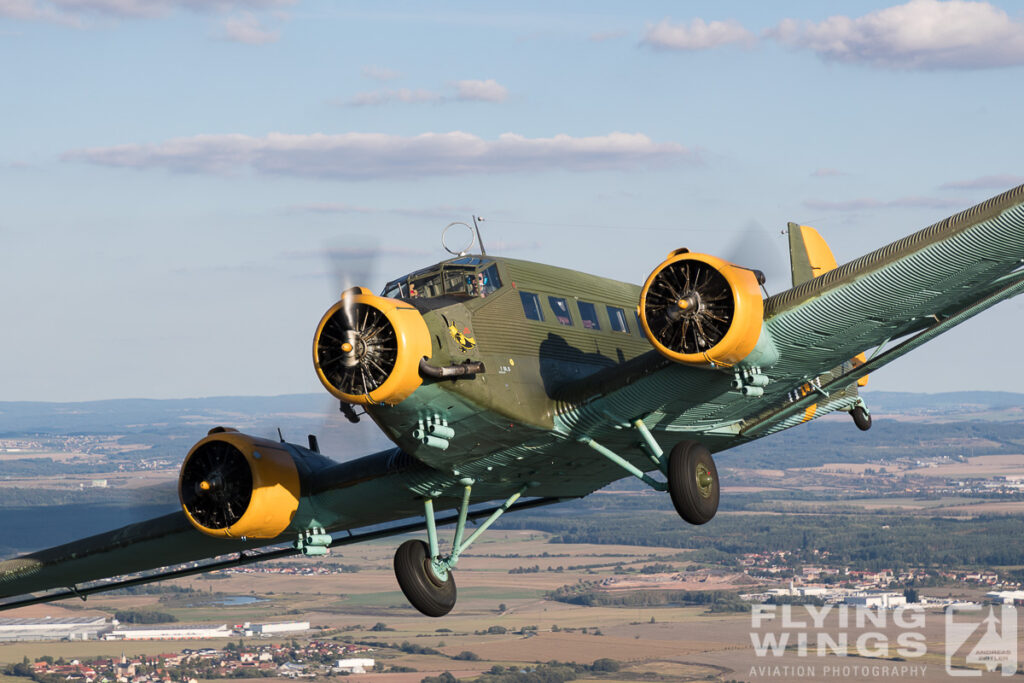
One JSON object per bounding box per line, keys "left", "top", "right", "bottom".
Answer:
{"left": 3, "top": 185, "right": 1024, "bottom": 617}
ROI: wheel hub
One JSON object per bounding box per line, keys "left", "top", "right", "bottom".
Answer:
{"left": 695, "top": 463, "right": 714, "bottom": 498}
{"left": 426, "top": 557, "right": 450, "bottom": 585}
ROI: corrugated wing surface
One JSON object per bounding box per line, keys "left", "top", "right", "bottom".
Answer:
{"left": 765, "top": 183, "right": 1024, "bottom": 379}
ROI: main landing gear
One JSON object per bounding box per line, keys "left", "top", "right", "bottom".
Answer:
{"left": 850, "top": 399, "right": 872, "bottom": 431}
{"left": 582, "top": 420, "right": 720, "bottom": 526}
{"left": 667, "top": 441, "right": 719, "bottom": 525}
{"left": 394, "top": 482, "right": 529, "bottom": 617}
{"left": 394, "top": 539, "right": 457, "bottom": 617}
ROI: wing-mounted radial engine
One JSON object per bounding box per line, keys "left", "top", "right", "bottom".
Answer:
{"left": 179, "top": 428, "right": 301, "bottom": 539}
{"left": 313, "top": 287, "right": 432, "bottom": 406}
{"left": 636, "top": 249, "right": 779, "bottom": 528}
{"left": 639, "top": 249, "right": 775, "bottom": 369}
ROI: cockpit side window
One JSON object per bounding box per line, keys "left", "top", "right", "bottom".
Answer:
{"left": 383, "top": 258, "right": 503, "bottom": 300}
{"left": 410, "top": 274, "right": 443, "bottom": 298}
{"left": 444, "top": 268, "right": 474, "bottom": 296}
{"left": 477, "top": 264, "right": 501, "bottom": 297}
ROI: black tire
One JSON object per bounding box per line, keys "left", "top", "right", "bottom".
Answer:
{"left": 851, "top": 405, "right": 872, "bottom": 431}
{"left": 667, "top": 441, "right": 719, "bottom": 525}
{"left": 393, "top": 539, "right": 457, "bottom": 617}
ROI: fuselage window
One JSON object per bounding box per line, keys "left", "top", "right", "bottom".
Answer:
{"left": 520, "top": 291, "right": 544, "bottom": 321}
{"left": 608, "top": 306, "right": 629, "bottom": 333}
{"left": 549, "top": 297, "right": 573, "bottom": 326}
{"left": 578, "top": 301, "right": 600, "bottom": 330}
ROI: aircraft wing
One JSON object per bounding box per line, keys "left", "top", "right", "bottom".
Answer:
{"left": 549, "top": 184, "right": 1024, "bottom": 446}
{"left": 763, "top": 183, "right": 1024, "bottom": 384}
{"left": 0, "top": 440, "right": 565, "bottom": 612}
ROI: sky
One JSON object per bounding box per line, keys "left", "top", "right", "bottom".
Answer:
{"left": 3, "top": 0, "right": 1024, "bottom": 402}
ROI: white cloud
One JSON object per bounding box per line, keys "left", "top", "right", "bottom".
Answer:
{"left": 803, "top": 195, "right": 964, "bottom": 211}
{"left": 454, "top": 79, "right": 507, "bottom": 102}
{"left": 940, "top": 174, "right": 1024, "bottom": 190}
{"left": 1, "top": 0, "right": 292, "bottom": 23}
{"left": 345, "top": 79, "right": 508, "bottom": 106}
{"left": 642, "top": 17, "right": 755, "bottom": 51}
{"left": 360, "top": 65, "right": 401, "bottom": 81}
{"left": 348, "top": 89, "right": 443, "bottom": 106}
{"left": 769, "top": 0, "right": 1024, "bottom": 70}
{"left": 0, "top": 0, "right": 78, "bottom": 24}
{"left": 222, "top": 11, "right": 278, "bottom": 44}
{"left": 63, "top": 131, "right": 695, "bottom": 180}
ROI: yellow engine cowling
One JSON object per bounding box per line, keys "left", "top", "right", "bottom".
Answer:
{"left": 639, "top": 249, "right": 764, "bottom": 368}
{"left": 313, "top": 287, "right": 432, "bottom": 406}
{"left": 178, "top": 428, "right": 301, "bottom": 540}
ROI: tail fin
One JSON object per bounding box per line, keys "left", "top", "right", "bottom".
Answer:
{"left": 786, "top": 222, "right": 869, "bottom": 387}
{"left": 787, "top": 222, "right": 838, "bottom": 286}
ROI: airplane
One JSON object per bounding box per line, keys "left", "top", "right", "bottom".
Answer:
{"left": 2, "top": 184, "right": 1024, "bottom": 618}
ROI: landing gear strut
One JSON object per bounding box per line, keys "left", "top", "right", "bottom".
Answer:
{"left": 394, "top": 482, "right": 529, "bottom": 617}
{"left": 667, "top": 441, "right": 719, "bottom": 525}
{"left": 582, "top": 423, "right": 720, "bottom": 526}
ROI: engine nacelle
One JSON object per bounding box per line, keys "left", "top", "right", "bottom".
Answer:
{"left": 639, "top": 249, "right": 765, "bottom": 368}
{"left": 313, "top": 287, "right": 432, "bottom": 406}
{"left": 179, "top": 428, "right": 301, "bottom": 540}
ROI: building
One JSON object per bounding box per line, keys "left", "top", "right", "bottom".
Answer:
{"left": 104, "top": 624, "right": 231, "bottom": 640}
{"left": 985, "top": 590, "right": 1024, "bottom": 605}
{"left": 335, "top": 659, "right": 375, "bottom": 674}
{"left": 845, "top": 592, "right": 907, "bottom": 608}
{"left": 0, "top": 616, "right": 111, "bottom": 642}
{"left": 245, "top": 621, "right": 310, "bottom": 636}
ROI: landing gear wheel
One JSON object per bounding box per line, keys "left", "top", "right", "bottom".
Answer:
{"left": 393, "top": 539, "right": 457, "bottom": 617}
{"left": 851, "top": 405, "right": 872, "bottom": 431}
{"left": 667, "top": 441, "right": 719, "bottom": 525}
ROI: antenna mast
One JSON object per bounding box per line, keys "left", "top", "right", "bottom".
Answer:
{"left": 472, "top": 215, "right": 487, "bottom": 255}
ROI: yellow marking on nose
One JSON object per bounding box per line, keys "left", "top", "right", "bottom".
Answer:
{"left": 677, "top": 299, "right": 690, "bottom": 310}
{"left": 199, "top": 480, "right": 211, "bottom": 491}
{"left": 341, "top": 342, "right": 353, "bottom": 353}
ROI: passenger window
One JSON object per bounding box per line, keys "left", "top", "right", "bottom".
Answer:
{"left": 549, "top": 297, "right": 573, "bottom": 326}
{"left": 608, "top": 306, "right": 629, "bottom": 333}
{"left": 635, "top": 311, "right": 643, "bottom": 335}
{"left": 520, "top": 292, "right": 544, "bottom": 321}
{"left": 578, "top": 301, "right": 600, "bottom": 330}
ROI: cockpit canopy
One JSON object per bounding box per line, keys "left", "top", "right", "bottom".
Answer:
{"left": 382, "top": 256, "right": 503, "bottom": 301}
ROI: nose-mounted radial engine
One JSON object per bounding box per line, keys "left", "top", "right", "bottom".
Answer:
{"left": 313, "top": 287, "right": 432, "bottom": 406}
{"left": 638, "top": 249, "right": 766, "bottom": 368}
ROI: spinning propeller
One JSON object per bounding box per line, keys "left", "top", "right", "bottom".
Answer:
{"left": 643, "top": 259, "right": 734, "bottom": 354}
{"left": 179, "top": 440, "right": 253, "bottom": 530}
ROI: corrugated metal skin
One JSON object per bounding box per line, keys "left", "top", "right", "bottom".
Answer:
{"left": 471, "top": 257, "right": 652, "bottom": 361}
{"left": 764, "top": 183, "right": 1024, "bottom": 380}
